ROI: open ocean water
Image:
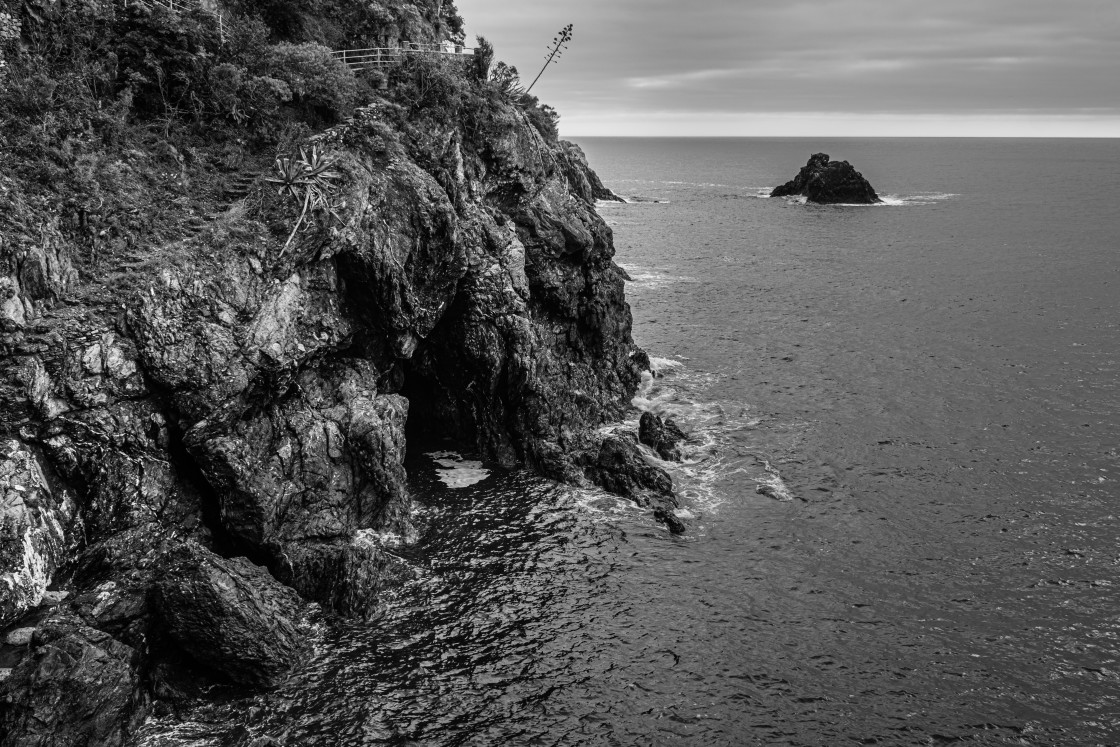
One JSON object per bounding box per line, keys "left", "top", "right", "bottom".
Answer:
{"left": 144, "top": 137, "right": 1120, "bottom": 746}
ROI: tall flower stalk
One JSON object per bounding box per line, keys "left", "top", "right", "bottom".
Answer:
{"left": 525, "top": 24, "right": 572, "bottom": 95}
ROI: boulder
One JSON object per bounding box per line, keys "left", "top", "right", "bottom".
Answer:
{"left": 771, "top": 153, "right": 881, "bottom": 204}
{"left": 154, "top": 541, "right": 313, "bottom": 689}
{"left": 638, "top": 412, "right": 687, "bottom": 462}
{"left": 0, "top": 612, "right": 145, "bottom": 747}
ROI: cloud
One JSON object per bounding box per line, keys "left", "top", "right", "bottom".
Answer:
{"left": 626, "top": 68, "right": 760, "bottom": 90}
{"left": 457, "top": 0, "right": 1120, "bottom": 135}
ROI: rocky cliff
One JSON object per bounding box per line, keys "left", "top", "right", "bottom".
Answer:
{"left": 0, "top": 62, "right": 677, "bottom": 747}
{"left": 771, "top": 152, "right": 881, "bottom": 204}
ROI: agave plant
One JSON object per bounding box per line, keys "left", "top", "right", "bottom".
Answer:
{"left": 265, "top": 145, "right": 344, "bottom": 255}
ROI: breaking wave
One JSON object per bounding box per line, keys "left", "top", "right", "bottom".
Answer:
{"left": 775, "top": 192, "right": 957, "bottom": 207}
{"left": 628, "top": 356, "right": 800, "bottom": 524}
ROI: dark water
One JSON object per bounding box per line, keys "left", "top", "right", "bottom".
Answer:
{"left": 143, "top": 138, "right": 1120, "bottom": 746}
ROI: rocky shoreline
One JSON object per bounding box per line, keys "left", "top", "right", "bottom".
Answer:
{"left": 0, "top": 93, "right": 680, "bottom": 743}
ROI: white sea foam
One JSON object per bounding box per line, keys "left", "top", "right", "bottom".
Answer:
{"left": 754, "top": 461, "right": 797, "bottom": 502}
{"left": 623, "top": 269, "right": 698, "bottom": 289}
{"left": 355, "top": 526, "right": 418, "bottom": 549}
{"left": 777, "top": 192, "right": 957, "bottom": 207}
{"left": 887, "top": 192, "right": 958, "bottom": 205}
{"left": 567, "top": 485, "right": 646, "bottom": 523}
{"left": 647, "top": 356, "right": 685, "bottom": 377}
{"left": 626, "top": 356, "right": 778, "bottom": 522}
{"left": 426, "top": 451, "right": 490, "bottom": 488}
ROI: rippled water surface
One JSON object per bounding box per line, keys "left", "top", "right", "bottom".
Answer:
{"left": 145, "top": 138, "right": 1120, "bottom": 746}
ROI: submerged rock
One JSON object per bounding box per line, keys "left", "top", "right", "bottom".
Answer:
{"left": 771, "top": 153, "right": 881, "bottom": 204}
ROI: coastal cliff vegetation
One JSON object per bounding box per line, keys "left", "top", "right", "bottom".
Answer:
{"left": 0, "top": 0, "right": 678, "bottom": 743}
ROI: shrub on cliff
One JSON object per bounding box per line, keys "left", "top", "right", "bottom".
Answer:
{"left": 524, "top": 100, "right": 560, "bottom": 142}
{"left": 389, "top": 51, "right": 466, "bottom": 122}
{"left": 472, "top": 36, "right": 494, "bottom": 82}
{"left": 261, "top": 42, "right": 358, "bottom": 124}
{"left": 479, "top": 60, "right": 561, "bottom": 142}
{"left": 114, "top": 5, "right": 224, "bottom": 118}
{"left": 207, "top": 63, "right": 293, "bottom": 129}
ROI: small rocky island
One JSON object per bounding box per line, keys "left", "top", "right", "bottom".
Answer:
{"left": 771, "top": 153, "right": 881, "bottom": 204}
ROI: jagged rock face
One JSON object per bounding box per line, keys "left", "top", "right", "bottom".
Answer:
{"left": 0, "top": 440, "right": 77, "bottom": 627}
{"left": 0, "top": 611, "right": 146, "bottom": 747}
{"left": 396, "top": 106, "right": 644, "bottom": 481}
{"left": 0, "top": 82, "right": 665, "bottom": 741}
{"left": 187, "top": 363, "right": 406, "bottom": 550}
{"left": 557, "top": 141, "right": 624, "bottom": 203}
{"left": 771, "top": 152, "right": 881, "bottom": 204}
{"left": 638, "top": 411, "right": 687, "bottom": 462}
{"left": 0, "top": 178, "right": 78, "bottom": 346}
{"left": 582, "top": 433, "right": 684, "bottom": 534}
{"left": 154, "top": 541, "right": 313, "bottom": 688}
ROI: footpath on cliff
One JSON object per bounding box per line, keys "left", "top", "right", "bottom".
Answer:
{"left": 0, "top": 0, "right": 688, "bottom": 743}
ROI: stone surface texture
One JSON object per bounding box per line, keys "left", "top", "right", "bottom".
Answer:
{"left": 638, "top": 411, "right": 688, "bottom": 462}
{"left": 154, "top": 541, "right": 314, "bottom": 688}
{"left": 0, "top": 440, "right": 76, "bottom": 627}
{"left": 0, "top": 612, "right": 145, "bottom": 747}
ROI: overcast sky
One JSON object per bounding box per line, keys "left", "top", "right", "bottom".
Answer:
{"left": 456, "top": 0, "right": 1120, "bottom": 137}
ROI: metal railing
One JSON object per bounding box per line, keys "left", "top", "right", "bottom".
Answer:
{"left": 133, "top": 0, "right": 201, "bottom": 13}
{"left": 332, "top": 44, "right": 475, "bottom": 71}
{"left": 130, "top": 0, "right": 225, "bottom": 42}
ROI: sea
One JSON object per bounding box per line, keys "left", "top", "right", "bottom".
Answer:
{"left": 144, "top": 138, "right": 1120, "bottom": 746}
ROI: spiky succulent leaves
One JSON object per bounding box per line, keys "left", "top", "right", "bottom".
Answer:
{"left": 267, "top": 145, "right": 344, "bottom": 254}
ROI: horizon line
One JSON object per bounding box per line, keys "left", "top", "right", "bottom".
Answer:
{"left": 563, "top": 133, "right": 1120, "bottom": 139}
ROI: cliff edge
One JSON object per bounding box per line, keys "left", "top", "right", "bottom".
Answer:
{"left": 0, "top": 1, "right": 675, "bottom": 741}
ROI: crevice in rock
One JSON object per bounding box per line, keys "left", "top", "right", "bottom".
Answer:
{"left": 165, "top": 423, "right": 244, "bottom": 562}
{"left": 400, "top": 297, "right": 474, "bottom": 457}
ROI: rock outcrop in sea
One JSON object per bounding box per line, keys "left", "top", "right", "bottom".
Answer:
{"left": 0, "top": 38, "right": 677, "bottom": 747}
{"left": 771, "top": 153, "right": 881, "bottom": 204}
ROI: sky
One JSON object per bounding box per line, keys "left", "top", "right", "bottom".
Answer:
{"left": 454, "top": 0, "right": 1120, "bottom": 137}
